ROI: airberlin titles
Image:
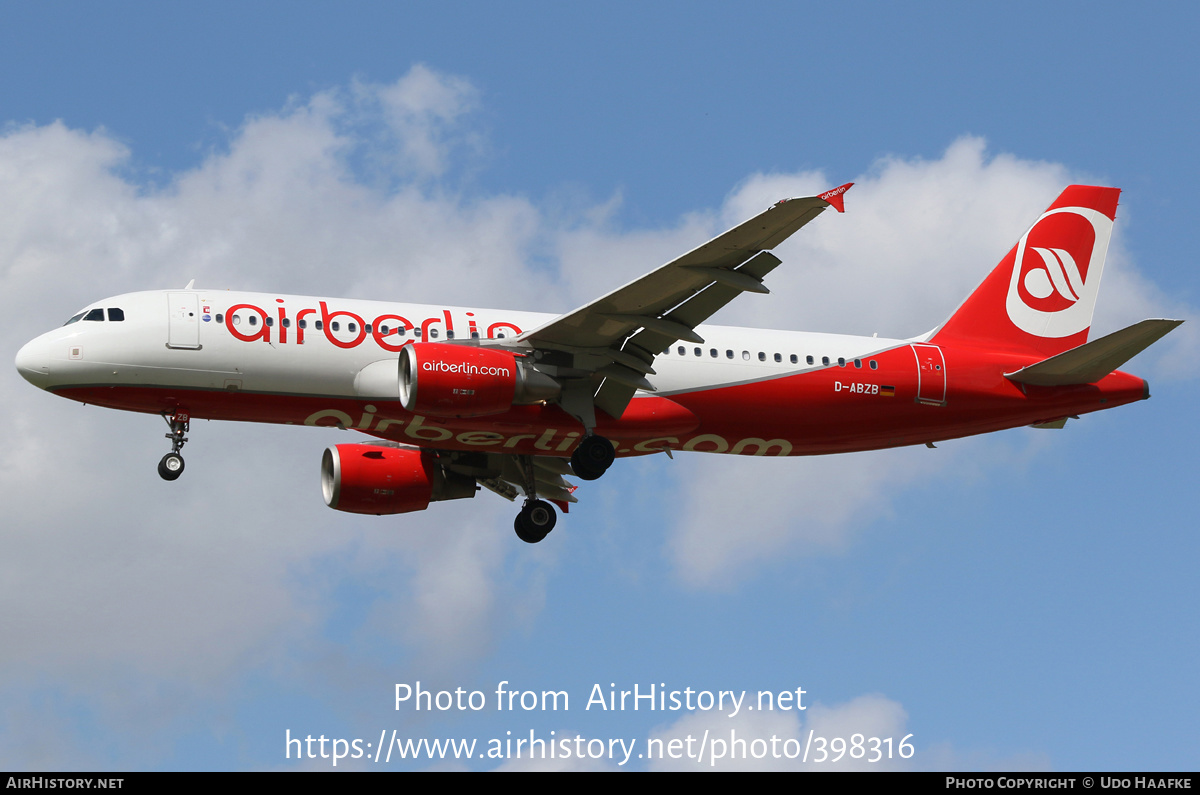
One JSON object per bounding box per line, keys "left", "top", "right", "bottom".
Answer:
{"left": 220, "top": 298, "right": 523, "bottom": 350}
{"left": 304, "top": 406, "right": 795, "bottom": 457}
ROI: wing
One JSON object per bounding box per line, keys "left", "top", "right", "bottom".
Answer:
{"left": 503, "top": 184, "right": 853, "bottom": 423}
{"left": 360, "top": 442, "right": 580, "bottom": 511}
{"left": 477, "top": 454, "right": 578, "bottom": 510}
{"left": 431, "top": 448, "right": 579, "bottom": 510}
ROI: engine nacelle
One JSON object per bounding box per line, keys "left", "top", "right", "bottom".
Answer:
{"left": 398, "top": 343, "right": 559, "bottom": 418}
{"left": 321, "top": 444, "right": 475, "bottom": 515}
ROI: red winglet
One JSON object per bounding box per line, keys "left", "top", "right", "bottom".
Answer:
{"left": 550, "top": 499, "right": 570, "bottom": 514}
{"left": 818, "top": 182, "right": 854, "bottom": 213}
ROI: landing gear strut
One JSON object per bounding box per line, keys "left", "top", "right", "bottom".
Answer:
{"left": 571, "top": 434, "right": 615, "bottom": 481}
{"left": 514, "top": 499, "right": 557, "bottom": 544}
{"left": 158, "top": 411, "right": 190, "bottom": 481}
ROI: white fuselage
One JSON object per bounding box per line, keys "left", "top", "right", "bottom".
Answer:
{"left": 16, "top": 289, "right": 904, "bottom": 400}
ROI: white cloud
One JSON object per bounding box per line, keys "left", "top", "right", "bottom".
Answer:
{"left": 493, "top": 732, "right": 620, "bottom": 771}
{"left": 648, "top": 693, "right": 910, "bottom": 771}
{"left": 669, "top": 446, "right": 952, "bottom": 589}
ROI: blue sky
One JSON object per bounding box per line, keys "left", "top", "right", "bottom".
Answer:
{"left": 1, "top": 3, "right": 1197, "bottom": 771}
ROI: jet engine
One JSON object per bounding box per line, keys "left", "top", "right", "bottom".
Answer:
{"left": 398, "top": 343, "right": 559, "bottom": 418}
{"left": 321, "top": 444, "right": 476, "bottom": 515}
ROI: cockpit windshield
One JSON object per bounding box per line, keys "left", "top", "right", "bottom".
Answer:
{"left": 63, "top": 307, "right": 124, "bottom": 325}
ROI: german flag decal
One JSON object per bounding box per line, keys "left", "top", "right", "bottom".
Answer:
{"left": 880, "top": 385, "right": 896, "bottom": 397}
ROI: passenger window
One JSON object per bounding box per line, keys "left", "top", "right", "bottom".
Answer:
{"left": 726, "top": 350, "right": 734, "bottom": 359}
{"left": 496, "top": 333, "right": 505, "bottom": 339}
{"left": 248, "top": 315, "right": 258, "bottom": 326}
{"left": 710, "top": 349, "right": 718, "bottom": 358}
{"left": 838, "top": 357, "right": 846, "bottom": 367}
{"left": 694, "top": 347, "right": 701, "bottom": 357}
{"left": 742, "top": 351, "right": 750, "bottom": 361}
{"left": 232, "top": 315, "right": 241, "bottom": 326}
{"left": 677, "top": 346, "right": 685, "bottom": 355}
{"left": 446, "top": 329, "right": 454, "bottom": 339}
{"left": 774, "top": 353, "right": 782, "bottom": 363}
{"left": 471, "top": 332, "right": 479, "bottom": 339}
{"left": 282, "top": 318, "right": 291, "bottom": 328}
{"left": 854, "top": 359, "right": 862, "bottom": 368}
{"left": 791, "top": 354, "right": 798, "bottom": 364}
{"left": 806, "top": 355, "right": 814, "bottom": 365}
{"left": 298, "top": 319, "right": 307, "bottom": 329}
{"left": 414, "top": 327, "right": 423, "bottom": 338}
{"left": 398, "top": 327, "right": 406, "bottom": 337}
{"left": 315, "top": 320, "right": 323, "bottom": 330}
{"left": 430, "top": 328, "right": 439, "bottom": 339}
{"left": 822, "top": 356, "right": 830, "bottom": 366}
{"left": 107, "top": 308, "right": 124, "bottom": 321}
{"left": 84, "top": 309, "right": 104, "bottom": 322}
{"left": 870, "top": 360, "right": 878, "bottom": 370}
{"left": 331, "top": 321, "right": 340, "bottom": 331}
{"left": 215, "top": 313, "right": 223, "bottom": 323}
{"left": 759, "top": 352, "right": 767, "bottom": 362}
{"left": 265, "top": 317, "right": 274, "bottom": 327}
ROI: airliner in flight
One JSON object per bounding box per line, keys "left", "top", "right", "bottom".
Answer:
{"left": 15, "top": 184, "right": 1181, "bottom": 542}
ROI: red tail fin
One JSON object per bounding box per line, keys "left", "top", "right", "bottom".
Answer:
{"left": 933, "top": 185, "right": 1120, "bottom": 357}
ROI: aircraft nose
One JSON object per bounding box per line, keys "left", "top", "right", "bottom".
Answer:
{"left": 15, "top": 337, "right": 53, "bottom": 389}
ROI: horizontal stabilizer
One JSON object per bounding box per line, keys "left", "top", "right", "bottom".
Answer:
{"left": 1005, "top": 319, "right": 1183, "bottom": 386}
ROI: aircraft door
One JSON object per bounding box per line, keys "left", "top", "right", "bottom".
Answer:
{"left": 167, "top": 292, "right": 202, "bottom": 350}
{"left": 911, "top": 343, "right": 946, "bottom": 405}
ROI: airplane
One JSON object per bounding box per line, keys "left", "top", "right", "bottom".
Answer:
{"left": 15, "top": 183, "right": 1182, "bottom": 543}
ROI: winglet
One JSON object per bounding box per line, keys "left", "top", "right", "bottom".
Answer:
{"left": 818, "top": 182, "right": 854, "bottom": 213}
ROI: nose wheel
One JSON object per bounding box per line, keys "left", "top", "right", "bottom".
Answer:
{"left": 159, "top": 411, "right": 190, "bottom": 481}
{"left": 514, "top": 499, "right": 557, "bottom": 544}
{"left": 158, "top": 453, "right": 185, "bottom": 481}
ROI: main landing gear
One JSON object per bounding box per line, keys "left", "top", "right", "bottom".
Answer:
{"left": 510, "top": 434, "right": 615, "bottom": 544}
{"left": 570, "top": 434, "right": 615, "bottom": 481}
{"left": 158, "top": 411, "right": 190, "bottom": 481}
{"left": 514, "top": 499, "right": 557, "bottom": 544}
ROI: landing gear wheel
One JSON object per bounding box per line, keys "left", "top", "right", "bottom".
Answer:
{"left": 514, "top": 499, "right": 557, "bottom": 543}
{"left": 158, "top": 453, "right": 185, "bottom": 481}
{"left": 571, "top": 434, "right": 615, "bottom": 481}
{"left": 159, "top": 411, "right": 190, "bottom": 482}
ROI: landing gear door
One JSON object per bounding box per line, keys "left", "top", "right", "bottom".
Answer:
{"left": 167, "top": 292, "right": 202, "bottom": 350}
{"left": 911, "top": 343, "right": 946, "bottom": 405}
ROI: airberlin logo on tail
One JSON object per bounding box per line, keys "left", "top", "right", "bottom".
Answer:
{"left": 1005, "top": 206, "right": 1113, "bottom": 338}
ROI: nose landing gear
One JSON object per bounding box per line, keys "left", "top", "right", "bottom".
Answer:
{"left": 158, "top": 411, "right": 190, "bottom": 481}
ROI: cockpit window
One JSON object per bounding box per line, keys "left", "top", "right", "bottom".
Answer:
{"left": 83, "top": 309, "right": 105, "bottom": 322}
{"left": 107, "top": 308, "right": 125, "bottom": 322}
{"left": 64, "top": 313, "right": 85, "bottom": 326}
